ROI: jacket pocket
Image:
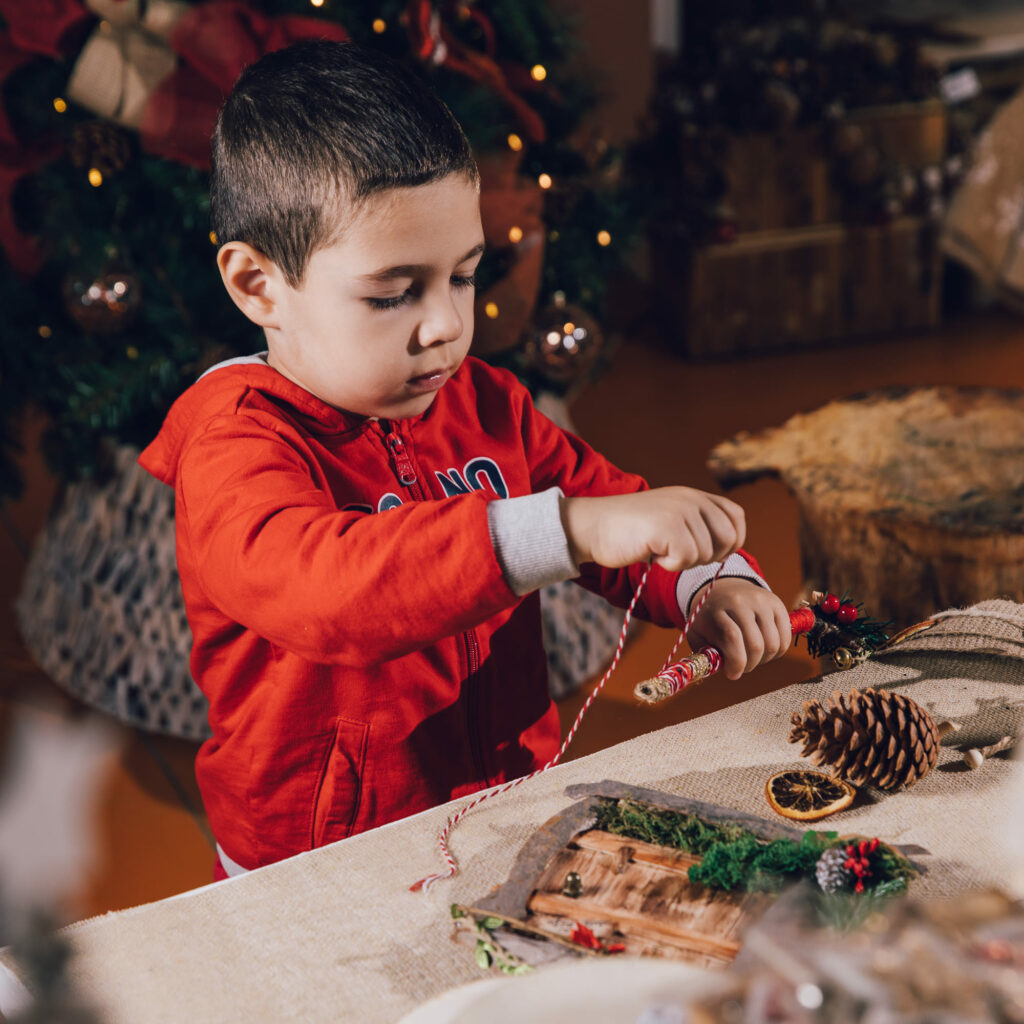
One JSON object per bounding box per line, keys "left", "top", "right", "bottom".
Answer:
{"left": 310, "top": 716, "right": 370, "bottom": 849}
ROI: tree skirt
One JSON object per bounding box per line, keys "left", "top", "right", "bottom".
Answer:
{"left": 15, "top": 445, "right": 624, "bottom": 738}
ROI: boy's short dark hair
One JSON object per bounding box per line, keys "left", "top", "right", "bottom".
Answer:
{"left": 211, "top": 40, "right": 478, "bottom": 286}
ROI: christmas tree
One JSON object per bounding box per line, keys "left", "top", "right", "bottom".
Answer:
{"left": 0, "top": 0, "right": 635, "bottom": 499}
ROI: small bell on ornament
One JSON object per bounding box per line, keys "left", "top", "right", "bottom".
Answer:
{"left": 524, "top": 293, "right": 603, "bottom": 386}
{"left": 62, "top": 264, "right": 142, "bottom": 335}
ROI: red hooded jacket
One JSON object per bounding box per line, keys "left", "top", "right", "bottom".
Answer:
{"left": 140, "top": 356, "right": 743, "bottom": 870}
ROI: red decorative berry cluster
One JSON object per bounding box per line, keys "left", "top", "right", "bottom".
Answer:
{"left": 570, "top": 921, "right": 625, "bottom": 954}
{"left": 844, "top": 837, "right": 880, "bottom": 893}
{"left": 820, "top": 592, "right": 858, "bottom": 623}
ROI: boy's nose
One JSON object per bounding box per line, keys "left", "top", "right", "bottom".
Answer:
{"left": 418, "top": 293, "right": 464, "bottom": 348}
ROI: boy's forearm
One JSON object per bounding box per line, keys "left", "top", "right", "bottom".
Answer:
{"left": 486, "top": 487, "right": 579, "bottom": 596}
{"left": 486, "top": 489, "right": 769, "bottom": 625}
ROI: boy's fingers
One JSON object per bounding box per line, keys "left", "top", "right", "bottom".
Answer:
{"left": 699, "top": 501, "right": 742, "bottom": 561}
{"left": 714, "top": 612, "right": 746, "bottom": 679}
{"left": 775, "top": 601, "right": 793, "bottom": 651}
{"left": 755, "top": 610, "right": 782, "bottom": 666}
{"left": 684, "top": 513, "right": 715, "bottom": 565}
{"left": 707, "top": 493, "right": 746, "bottom": 551}
{"left": 739, "top": 612, "right": 765, "bottom": 674}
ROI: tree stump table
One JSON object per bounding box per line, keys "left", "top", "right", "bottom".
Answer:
{"left": 707, "top": 386, "right": 1024, "bottom": 624}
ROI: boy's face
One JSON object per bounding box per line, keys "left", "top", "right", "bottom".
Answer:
{"left": 267, "top": 174, "right": 485, "bottom": 420}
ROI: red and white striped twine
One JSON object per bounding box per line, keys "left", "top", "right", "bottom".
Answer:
{"left": 409, "top": 560, "right": 728, "bottom": 893}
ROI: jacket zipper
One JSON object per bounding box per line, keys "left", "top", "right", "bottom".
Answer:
{"left": 378, "top": 420, "right": 485, "bottom": 781}
{"left": 380, "top": 421, "right": 418, "bottom": 488}
{"left": 462, "top": 628, "right": 486, "bottom": 782}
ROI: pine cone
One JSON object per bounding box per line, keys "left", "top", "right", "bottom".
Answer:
{"left": 815, "top": 846, "right": 853, "bottom": 893}
{"left": 789, "top": 687, "right": 941, "bottom": 791}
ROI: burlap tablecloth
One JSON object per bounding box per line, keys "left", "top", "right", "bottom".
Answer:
{"left": 5, "top": 600, "right": 1024, "bottom": 1023}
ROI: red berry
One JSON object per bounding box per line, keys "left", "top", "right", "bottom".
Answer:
{"left": 820, "top": 593, "right": 840, "bottom": 614}
{"left": 837, "top": 604, "right": 858, "bottom": 623}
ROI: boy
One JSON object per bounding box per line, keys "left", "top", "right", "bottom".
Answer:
{"left": 139, "top": 41, "right": 791, "bottom": 878}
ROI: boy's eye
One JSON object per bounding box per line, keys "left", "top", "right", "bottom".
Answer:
{"left": 365, "top": 291, "right": 412, "bottom": 311}
{"left": 451, "top": 273, "right": 476, "bottom": 291}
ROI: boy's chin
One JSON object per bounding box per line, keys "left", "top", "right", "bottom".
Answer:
{"left": 371, "top": 390, "right": 440, "bottom": 421}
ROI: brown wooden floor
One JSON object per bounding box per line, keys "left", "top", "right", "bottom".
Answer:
{"left": 2, "top": 309, "right": 1023, "bottom": 922}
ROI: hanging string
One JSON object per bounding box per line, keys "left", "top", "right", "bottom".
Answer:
{"left": 409, "top": 559, "right": 730, "bottom": 893}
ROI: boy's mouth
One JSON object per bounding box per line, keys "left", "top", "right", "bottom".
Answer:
{"left": 407, "top": 367, "right": 451, "bottom": 393}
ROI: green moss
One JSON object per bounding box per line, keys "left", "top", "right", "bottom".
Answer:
{"left": 590, "top": 798, "right": 915, "bottom": 898}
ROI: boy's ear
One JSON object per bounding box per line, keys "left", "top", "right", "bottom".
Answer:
{"left": 216, "top": 241, "right": 286, "bottom": 328}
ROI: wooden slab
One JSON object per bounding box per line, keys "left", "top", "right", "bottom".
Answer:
{"left": 708, "top": 387, "right": 1024, "bottom": 623}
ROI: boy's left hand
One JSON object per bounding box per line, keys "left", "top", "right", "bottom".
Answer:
{"left": 685, "top": 578, "right": 792, "bottom": 680}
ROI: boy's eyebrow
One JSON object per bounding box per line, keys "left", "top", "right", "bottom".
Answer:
{"left": 360, "top": 243, "right": 486, "bottom": 282}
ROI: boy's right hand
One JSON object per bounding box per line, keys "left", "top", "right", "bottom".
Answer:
{"left": 563, "top": 487, "right": 746, "bottom": 573}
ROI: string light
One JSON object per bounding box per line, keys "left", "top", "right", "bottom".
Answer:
{"left": 549, "top": 230, "right": 560, "bottom": 242}
{"left": 597, "top": 230, "right": 611, "bottom": 246}
{"left": 126, "top": 345, "right": 139, "bottom": 360}
{"left": 310, "top": 0, "right": 325, "bottom": 6}
{"left": 209, "top": 231, "right": 218, "bottom": 245}
{"left": 88, "top": 168, "right": 103, "bottom": 187}
{"left": 538, "top": 173, "right": 552, "bottom": 189}
{"left": 562, "top": 322, "right": 575, "bottom": 334}
{"left": 37, "top": 325, "right": 52, "bottom": 338}
{"left": 53, "top": 97, "right": 67, "bottom": 114}
{"left": 508, "top": 225, "right": 523, "bottom": 244}
{"left": 372, "top": 17, "right": 386, "bottom": 33}
{"left": 506, "top": 133, "right": 523, "bottom": 152}
{"left": 484, "top": 302, "right": 499, "bottom": 319}
{"left": 530, "top": 64, "right": 547, "bottom": 82}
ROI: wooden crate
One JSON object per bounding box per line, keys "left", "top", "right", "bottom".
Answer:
{"left": 655, "top": 216, "right": 942, "bottom": 358}
{"left": 722, "top": 101, "right": 947, "bottom": 233}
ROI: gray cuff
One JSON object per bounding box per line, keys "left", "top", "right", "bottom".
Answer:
{"left": 676, "top": 553, "right": 769, "bottom": 617}
{"left": 487, "top": 487, "right": 579, "bottom": 596}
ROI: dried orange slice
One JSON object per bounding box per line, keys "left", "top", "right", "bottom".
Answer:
{"left": 765, "top": 769, "right": 856, "bottom": 821}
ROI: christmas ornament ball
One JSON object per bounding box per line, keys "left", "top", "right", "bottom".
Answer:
{"left": 63, "top": 268, "right": 142, "bottom": 335}
{"left": 525, "top": 298, "right": 603, "bottom": 384}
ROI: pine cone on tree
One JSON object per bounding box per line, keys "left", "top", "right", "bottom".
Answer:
{"left": 789, "top": 688, "right": 942, "bottom": 791}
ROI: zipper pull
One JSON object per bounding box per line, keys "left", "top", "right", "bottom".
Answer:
{"left": 383, "top": 425, "right": 417, "bottom": 486}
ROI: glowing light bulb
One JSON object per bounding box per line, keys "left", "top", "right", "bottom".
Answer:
{"left": 310, "top": 0, "right": 325, "bottom": 7}
{"left": 126, "top": 345, "right": 139, "bottom": 360}
{"left": 531, "top": 65, "right": 547, "bottom": 82}
{"left": 507, "top": 133, "right": 523, "bottom": 152}
{"left": 37, "top": 325, "right": 52, "bottom": 338}
{"left": 597, "top": 230, "right": 611, "bottom": 246}
{"left": 538, "top": 173, "right": 552, "bottom": 189}
{"left": 209, "top": 231, "right": 219, "bottom": 245}
{"left": 88, "top": 168, "right": 103, "bottom": 187}
{"left": 53, "top": 97, "right": 67, "bottom": 114}
{"left": 562, "top": 322, "right": 575, "bottom": 334}
{"left": 484, "top": 302, "right": 499, "bottom": 319}
{"left": 508, "top": 225, "right": 523, "bottom": 244}
{"left": 372, "top": 18, "right": 386, "bottom": 33}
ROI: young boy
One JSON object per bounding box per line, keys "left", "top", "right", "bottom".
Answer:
{"left": 139, "top": 41, "right": 791, "bottom": 878}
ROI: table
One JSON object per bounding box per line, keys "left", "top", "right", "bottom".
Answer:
{"left": 3, "top": 600, "right": 1023, "bottom": 1023}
